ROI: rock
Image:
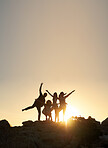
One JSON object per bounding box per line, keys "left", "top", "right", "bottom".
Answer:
{"left": 22, "top": 120, "right": 34, "bottom": 127}
{"left": 0, "top": 119, "right": 11, "bottom": 129}
{"left": 101, "top": 118, "right": 108, "bottom": 135}
{"left": 0, "top": 118, "right": 107, "bottom": 148}
{"left": 102, "top": 118, "right": 108, "bottom": 126}
{"left": 0, "top": 120, "right": 11, "bottom": 148}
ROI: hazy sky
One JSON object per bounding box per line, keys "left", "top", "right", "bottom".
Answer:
{"left": 0, "top": 0, "right": 108, "bottom": 126}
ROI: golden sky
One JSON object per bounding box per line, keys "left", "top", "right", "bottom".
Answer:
{"left": 0, "top": 0, "right": 108, "bottom": 126}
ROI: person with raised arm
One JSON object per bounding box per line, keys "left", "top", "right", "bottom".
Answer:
{"left": 46, "top": 90, "right": 59, "bottom": 122}
{"left": 58, "top": 90, "right": 75, "bottom": 121}
{"left": 22, "top": 83, "right": 47, "bottom": 121}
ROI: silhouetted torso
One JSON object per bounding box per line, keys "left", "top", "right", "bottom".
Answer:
{"left": 33, "top": 95, "right": 45, "bottom": 108}
{"left": 22, "top": 83, "right": 47, "bottom": 121}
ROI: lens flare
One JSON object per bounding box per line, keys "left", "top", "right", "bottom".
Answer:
{"left": 64, "top": 105, "right": 80, "bottom": 121}
{"left": 52, "top": 105, "right": 80, "bottom": 122}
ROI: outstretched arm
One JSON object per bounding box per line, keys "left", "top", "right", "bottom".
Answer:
{"left": 46, "top": 90, "right": 53, "bottom": 97}
{"left": 39, "top": 83, "right": 43, "bottom": 95}
{"left": 65, "top": 90, "right": 75, "bottom": 98}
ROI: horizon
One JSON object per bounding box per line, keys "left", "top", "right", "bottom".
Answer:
{"left": 0, "top": 0, "right": 108, "bottom": 126}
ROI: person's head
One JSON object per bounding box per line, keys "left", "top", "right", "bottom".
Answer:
{"left": 46, "top": 100, "right": 52, "bottom": 106}
{"left": 59, "top": 92, "right": 66, "bottom": 97}
{"left": 44, "top": 93, "right": 47, "bottom": 97}
{"left": 53, "top": 92, "right": 57, "bottom": 98}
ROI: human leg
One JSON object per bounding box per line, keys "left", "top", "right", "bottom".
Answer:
{"left": 22, "top": 105, "right": 34, "bottom": 111}
{"left": 55, "top": 109, "right": 56, "bottom": 122}
{"left": 50, "top": 113, "right": 52, "bottom": 121}
{"left": 63, "top": 106, "right": 66, "bottom": 121}
{"left": 55, "top": 109, "right": 59, "bottom": 122}
{"left": 37, "top": 107, "right": 41, "bottom": 121}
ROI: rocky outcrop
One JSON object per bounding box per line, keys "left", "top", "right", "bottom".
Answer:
{"left": 0, "top": 120, "right": 68, "bottom": 148}
{"left": 0, "top": 119, "right": 11, "bottom": 148}
{"left": 0, "top": 119, "right": 10, "bottom": 129}
{"left": 102, "top": 118, "right": 108, "bottom": 126}
{"left": 101, "top": 118, "right": 108, "bottom": 135}
{"left": 0, "top": 117, "right": 108, "bottom": 148}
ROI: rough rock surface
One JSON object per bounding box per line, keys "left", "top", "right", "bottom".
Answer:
{"left": 0, "top": 119, "right": 10, "bottom": 129}
{"left": 102, "top": 118, "right": 108, "bottom": 126}
{"left": 101, "top": 117, "right": 108, "bottom": 137}
{"left": 0, "top": 117, "right": 108, "bottom": 148}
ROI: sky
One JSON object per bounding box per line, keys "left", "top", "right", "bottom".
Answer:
{"left": 0, "top": 0, "right": 108, "bottom": 126}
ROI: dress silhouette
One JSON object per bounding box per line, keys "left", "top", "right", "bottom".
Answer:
{"left": 46, "top": 90, "right": 59, "bottom": 122}
{"left": 58, "top": 90, "right": 75, "bottom": 121}
{"left": 42, "top": 100, "right": 53, "bottom": 121}
{"left": 22, "top": 83, "right": 47, "bottom": 121}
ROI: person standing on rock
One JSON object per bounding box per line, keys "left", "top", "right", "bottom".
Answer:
{"left": 58, "top": 90, "right": 75, "bottom": 121}
{"left": 46, "top": 90, "right": 59, "bottom": 122}
{"left": 42, "top": 100, "right": 53, "bottom": 121}
{"left": 22, "top": 83, "right": 47, "bottom": 121}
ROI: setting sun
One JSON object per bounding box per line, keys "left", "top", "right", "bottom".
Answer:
{"left": 52, "top": 105, "right": 80, "bottom": 122}
{"left": 64, "top": 105, "right": 80, "bottom": 121}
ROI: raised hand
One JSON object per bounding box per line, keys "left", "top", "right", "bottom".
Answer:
{"left": 72, "top": 90, "right": 75, "bottom": 93}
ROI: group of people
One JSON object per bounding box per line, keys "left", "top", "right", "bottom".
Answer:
{"left": 22, "top": 83, "right": 75, "bottom": 122}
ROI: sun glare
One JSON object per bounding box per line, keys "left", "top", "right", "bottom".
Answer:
{"left": 52, "top": 105, "right": 80, "bottom": 122}
{"left": 64, "top": 105, "right": 80, "bottom": 121}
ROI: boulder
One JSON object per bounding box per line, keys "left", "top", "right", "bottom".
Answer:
{"left": 102, "top": 118, "right": 108, "bottom": 126}
{"left": 0, "top": 119, "right": 10, "bottom": 129}
{"left": 22, "top": 120, "right": 34, "bottom": 127}
{"left": 101, "top": 117, "right": 108, "bottom": 135}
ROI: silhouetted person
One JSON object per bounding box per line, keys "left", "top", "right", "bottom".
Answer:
{"left": 46, "top": 90, "right": 59, "bottom": 122}
{"left": 58, "top": 90, "right": 75, "bottom": 121}
{"left": 42, "top": 100, "right": 53, "bottom": 121}
{"left": 22, "top": 83, "right": 47, "bottom": 121}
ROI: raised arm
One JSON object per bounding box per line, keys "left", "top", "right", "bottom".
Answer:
{"left": 46, "top": 90, "right": 53, "bottom": 97}
{"left": 65, "top": 90, "right": 75, "bottom": 98}
{"left": 39, "top": 83, "right": 43, "bottom": 95}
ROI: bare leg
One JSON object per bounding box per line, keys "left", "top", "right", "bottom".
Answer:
{"left": 55, "top": 110, "right": 56, "bottom": 122}
{"left": 63, "top": 106, "right": 66, "bottom": 122}
{"left": 55, "top": 109, "right": 59, "bottom": 122}
{"left": 50, "top": 115, "right": 52, "bottom": 121}
{"left": 49, "top": 112, "right": 52, "bottom": 121}
{"left": 22, "top": 105, "right": 34, "bottom": 111}
{"left": 37, "top": 107, "right": 41, "bottom": 121}
{"left": 57, "top": 107, "right": 63, "bottom": 122}
{"left": 57, "top": 111, "right": 59, "bottom": 122}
